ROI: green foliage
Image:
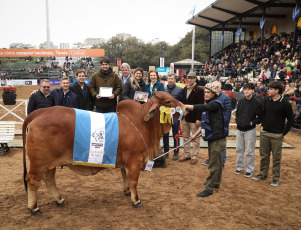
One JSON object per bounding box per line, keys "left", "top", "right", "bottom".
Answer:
{"left": 92, "top": 29, "right": 210, "bottom": 69}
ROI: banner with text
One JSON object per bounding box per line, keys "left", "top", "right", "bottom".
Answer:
{"left": 12, "top": 79, "right": 38, "bottom": 86}
{"left": 0, "top": 49, "right": 105, "bottom": 57}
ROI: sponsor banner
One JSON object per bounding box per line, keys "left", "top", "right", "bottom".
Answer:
{"left": 72, "top": 79, "right": 91, "bottom": 84}
{"left": 0, "top": 49, "right": 105, "bottom": 57}
{"left": 48, "top": 79, "right": 61, "bottom": 85}
{"left": 170, "top": 63, "right": 174, "bottom": 74}
{"left": 156, "top": 67, "right": 170, "bottom": 73}
{"left": 117, "top": 58, "right": 121, "bottom": 68}
{"left": 12, "top": 79, "right": 38, "bottom": 86}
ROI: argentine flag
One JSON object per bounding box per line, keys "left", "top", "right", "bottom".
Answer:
{"left": 73, "top": 109, "right": 119, "bottom": 168}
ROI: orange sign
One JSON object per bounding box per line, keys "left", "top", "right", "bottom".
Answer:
{"left": 0, "top": 49, "right": 105, "bottom": 57}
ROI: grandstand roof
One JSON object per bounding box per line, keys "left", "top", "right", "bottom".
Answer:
{"left": 187, "top": 0, "right": 297, "bottom": 31}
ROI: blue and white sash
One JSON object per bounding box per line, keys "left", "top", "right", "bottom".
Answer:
{"left": 73, "top": 109, "right": 119, "bottom": 168}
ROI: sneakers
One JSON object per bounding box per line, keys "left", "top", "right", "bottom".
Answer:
{"left": 172, "top": 155, "right": 179, "bottom": 161}
{"left": 270, "top": 180, "right": 279, "bottom": 187}
{"left": 252, "top": 174, "right": 267, "bottom": 180}
{"left": 201, "top": 159, "right": 209, "bottom": 166}
{"left": 244, "top": 172, "right": 253, "bottom": 178}
{"left": 196, "top": 189, "right": 213, "bottom": 197}
{"left": 234, "top": 170, "right": 244, "bottom": 175}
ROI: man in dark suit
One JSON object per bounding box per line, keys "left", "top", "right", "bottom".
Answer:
{"left": 270, "top": 64, "right": 277, "bottom": 81}
{"left": 179, "top": 72, "right": 204, "bottom": 165}
{"left": 69, "top": 71, "right": 94, "bottom": 111}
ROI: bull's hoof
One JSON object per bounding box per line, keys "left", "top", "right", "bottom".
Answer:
{"left": 55, "top": 199, "right": 66, "bottom": 207}
{"left": 30, "top": 208, "right": 42, "bottom": 216}
{"left": 133, "top": 201, "right": 144, "bottom": 208}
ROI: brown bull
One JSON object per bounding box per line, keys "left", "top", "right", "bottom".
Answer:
{"left": 23, "top": 91, "right": 186, "bottom": 215}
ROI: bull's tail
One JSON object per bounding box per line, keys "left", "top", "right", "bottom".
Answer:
{"left": 23, "top": 110, "right": 39, "bottom": 193}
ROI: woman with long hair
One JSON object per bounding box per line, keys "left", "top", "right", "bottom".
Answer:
{"left": 144, "top": 70, "right": 165, "bottom": 98}
{"left": 121, "top": 67, "right": 146, "bottom": 101}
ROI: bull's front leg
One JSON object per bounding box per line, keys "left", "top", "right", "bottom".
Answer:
{"left": 121, "top": 168, "right": 130, "bottom": 196}
{"left": 127, "top": 163, "right": 143, "bottom": 208}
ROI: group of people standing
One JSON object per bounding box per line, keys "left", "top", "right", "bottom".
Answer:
{"left": 27, "top": 57, "right": 294, "bottom": 198}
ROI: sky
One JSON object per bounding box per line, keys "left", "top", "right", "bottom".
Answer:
{"left": 0, "top": 0, "right": 216, "bottom": 48}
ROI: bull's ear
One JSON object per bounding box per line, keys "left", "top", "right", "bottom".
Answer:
{"left": 144, "top": 104, "right": 158, "bottom": 121}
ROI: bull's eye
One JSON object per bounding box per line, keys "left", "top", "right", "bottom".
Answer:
{"left": 166, "top": 101, "right": 171, "bottom": 105}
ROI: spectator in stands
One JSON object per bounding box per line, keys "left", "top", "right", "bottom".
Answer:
{"left": 282, "top": 83, "right": 295, "bottom": 97}
{"left": 223, "top": 80, "right": 233, "bottom": 91}
{"left": 121, "top": 67, "right": 146, "bottom": 101}
{"left": 52, "top": 77, "right": 78, "bottom": 108}
{"left": 89, "top": 57, "right": 121, "bottom": 113}
{"left": 291, "top": 66, "right": 300, "bottom": 82}
{"left": 253, "top": 81, "right": 294, "bottom": 186}
{"left": 179, "top": 72, "right": 204, "bottom": 165}
{"left": 235, "top": 83, "right": 263, "bottom": 178}
{"left": 69, "top": 70, "right": 94, "bottom": 111}
{"left": 27, "top": 79, "right": 54, "bottom": 115}
{"left": 186, "top": 83, "right": 227, "bottom": 197}
{"left": 163, "top": 73, "right": 184, "bottom": 161}
{"left": 144, "top": 70, "right": 164, "bottom": 98}
{"left": 256, "top": 82, "right": 268, "bottom": 95}
{"left": 270, "top": 64, "right": 277, "bottom": 81}
{"left": 295, "top": 85, "right": 301, "bottom": 98}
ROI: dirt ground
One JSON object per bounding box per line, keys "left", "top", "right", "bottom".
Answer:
{"left": 0, "top": 86, "right": 301, "bottom": 230}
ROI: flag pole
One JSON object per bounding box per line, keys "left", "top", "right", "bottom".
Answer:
{"left": 191, "top": 25, "right": 195, "bottom": 71}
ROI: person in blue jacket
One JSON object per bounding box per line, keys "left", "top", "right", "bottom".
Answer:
{"left": 52, "top": 77, "right": 78, "bottom": 108}
{"left": 144, "top": 70, "right": 165, "bottom": 98}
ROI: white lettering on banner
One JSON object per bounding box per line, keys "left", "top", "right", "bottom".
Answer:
{"left": 70, "top": 50, "right": 86, "bottom": 56}
{"left": 55, "top": 51, "right": 68, "bottom": 55}
{"left": 34, "top": 51, "right": 54, "bottom": 56}
{"left": 16, "top": 51, "right": 34, "bottom": 56}
{"left": 4, "top": 51, "right": 16, "bottom": 55}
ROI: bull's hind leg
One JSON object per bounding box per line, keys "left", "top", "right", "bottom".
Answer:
{"left": 42, "top": 168, "right": 65, "bottom": 207}
{"left": 121, "top": 168, "right": 131, "bottom": 196}
{"left": 127, "top": 164, "right": 143, "bottom": 208}
{"left": 26, "top": 171, "right": 42, "bottom": 215}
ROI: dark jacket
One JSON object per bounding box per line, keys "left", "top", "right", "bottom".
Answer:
{"left": 69, "top": 81, "right": 94, "bottom": 110}
{"left": 27, "top": 90, "right": 54, "bottom": 115}
{"left": 165, "top": 84, "right": 184, "bottom": 101}
{"left": 52, "top": 88, "right": 78, "bottom": 108}
{"left": 89, "top": 68, "right": 121, "bottom": 108}
{"left": 236, "top": 97, "right": 263, "bottom": 131}
{"left": 194, "top": 97, "right": 225, "bottom": 141}
{"left": 182, "top": 84, "right": 204, "bottom": 123}
{"left": 144, "top": 81, "right": 165, "bottom": 98}
{"left": 121, "top": 79, "right": 146, "bottom": 101}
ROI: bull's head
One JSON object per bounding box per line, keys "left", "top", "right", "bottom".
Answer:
{"left": 144, "top": 91, "right": 187, "bottom": 122}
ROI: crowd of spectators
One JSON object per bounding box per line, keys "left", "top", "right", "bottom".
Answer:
{"left": 188, "top": 32, "right": 300, "bottom": 88}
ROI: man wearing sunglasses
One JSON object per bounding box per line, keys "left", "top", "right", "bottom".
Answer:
{"left": 27, "top": 79, "right": 54, "bottom": 115}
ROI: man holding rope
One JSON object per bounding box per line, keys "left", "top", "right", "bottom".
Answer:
{"left": 186, "top": 83, "right": 228, "bottom": 197}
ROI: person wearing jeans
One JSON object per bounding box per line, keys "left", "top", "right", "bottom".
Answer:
{"left": 163, "top": 73, "right": 184, "bottom": 161}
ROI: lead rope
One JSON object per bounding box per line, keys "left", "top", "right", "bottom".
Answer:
{"left": 117, "top": 112, "right": 150, "bottom": 158}
{"left": 153, "top": 134, "right": 202, "bottom": 161}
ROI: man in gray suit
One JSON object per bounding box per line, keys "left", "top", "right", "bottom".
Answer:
{"left": 119, "top": 63, "right": 131, "bottom": 102}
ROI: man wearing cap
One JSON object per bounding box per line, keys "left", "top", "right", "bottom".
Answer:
{"left": 179, "top": 72, "right": 204, "bottom": 165}
{"left": 186, "top": 83, "right": 227, "bottom": 197}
